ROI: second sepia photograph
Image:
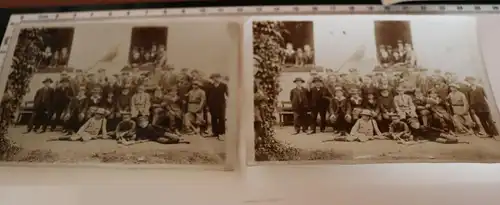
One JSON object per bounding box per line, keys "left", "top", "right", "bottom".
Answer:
{"left": 251, "top": 15, "right": 500, "bottom": 164}
{"left": 0, "top": 18, "right": 240, "bottom": 169}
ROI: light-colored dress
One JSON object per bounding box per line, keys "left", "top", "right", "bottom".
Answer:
{"left": 72, "top": 117, "right": 107, "bottom": 141}
{"left": 349, "top": 119, "right": 382, "bottom": 142}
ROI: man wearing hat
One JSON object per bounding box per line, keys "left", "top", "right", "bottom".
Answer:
{"left": 185, "top": 81, "right": 207, "bottom": 135}
{"left": 290, "top": 77, "right": 309, "bottom": 134}
{"left": 49, "top": 77, "right": 74, "bottom": 132}
{"left": 26, "top": 78, "right": 55, "bottom": 133}
{"left": 467, "top": 76, "right": 498, "bottom": 136}
{"left": 207, "top": 73, "right": 228, "bottom": 138}
{"left": 448, "top": 83, "right": 474, "bottom": 133}
{"left": 308, "top": 77, "right": 330, "bottom": 134}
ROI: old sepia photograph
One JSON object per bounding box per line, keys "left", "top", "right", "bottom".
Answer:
{"left": 252, "top": 16, "right": 500, "bottom": 163}
{"left": 0, "top": 20, "right": 239, "bottom": 167}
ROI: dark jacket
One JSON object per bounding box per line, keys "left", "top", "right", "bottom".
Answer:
{"left": 33, "top": 87, "right": 54, "bottom": 110}
{"left": 469, "top": 85, "right": 490, "bottom": 113}
{"left": 290, "top": 87, "right": 308, "bottom": 111}
{"left": 308, "top": 86, "right": 330, "bottom": 109}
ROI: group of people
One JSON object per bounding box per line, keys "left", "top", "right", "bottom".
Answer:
{"left": 25, "top": 65, "right": 229, "bottom": 145}
{"left": 129, "top": 44, "right": 167, "bottom": 68}
{"left": 255, "top": 67, "right": 498, "bottom": 144}
{"left": 41, "top": 46, "right": 70, "bottom": 68}
{"left": 282, "top": 42, "right": 315, "bottom": 66}
{"left": 377, "top": 40, "right": 417, "bottom": 69}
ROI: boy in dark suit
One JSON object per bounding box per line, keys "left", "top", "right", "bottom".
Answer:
{"left": 26, "top": 78, "right": 54, "bottom": 133}
{"left": 290, "top": 77, "right": 309, "bottom": 134}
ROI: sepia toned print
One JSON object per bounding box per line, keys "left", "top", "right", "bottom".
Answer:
{"left": 1, "top": 20, "right": 239, "bottom": 166}
{"left": 253, "top": 16, "right": 500, "bottom": 163}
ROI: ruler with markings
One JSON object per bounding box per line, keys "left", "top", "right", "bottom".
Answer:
{"left": 0, "top": 4, "right": 499, "bottom": 67}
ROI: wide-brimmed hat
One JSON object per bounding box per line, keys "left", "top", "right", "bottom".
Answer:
{"left": 388, "top": 112, "right": 399, "bottom": 118}
{"left": 137, "top": 115, "right": 149, "bottom": 121}
{"left": 360, "top": 109, "right": 372, "bottom": 116}
{"left": 449, "top": 83, "right": 460, "bottom": 89}
{"left": 120, "top": 111, "right": 131, "bottom": 116}
{"left": 464, "top": 76, "right": 476, "bottom": 82}
{"left": 396, "top": 86, "right": 405, "bottom": 92}
{"left": 210, "top": 73, "right": 222, "bottom": 79}
{"left": 95, "top": 108, "right": 106, "bottom": 115}
{"left": 193, "top": 81, "right": 203, "bottom": 86}
{"left": 293, "top": 77, "right": 305, "bottom": 83}
{"left": 312, "top": 77, "right": 323, "bottom": 83}
{"left": 42, "top": 78, "right": 53, "bottom": 83}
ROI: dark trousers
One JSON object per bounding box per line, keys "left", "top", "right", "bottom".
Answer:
{"left": 201, "top": 107, "right": 209, "bottom": 132}
{"left": 49, "top": 108, "right": 64, "bottom": 130}
{"left": 476, "top": 111, "right": 498, "bottom": 136}
{"left": 332, "top": 112, "right": 349, "bottom": 132}
{"left": 310, "top": 108, "right": 327, "bottom": 132}
{"left": 293, "top": 110, "right": 308, "bottom": 132}
{"left": 65, "top": 112, "right": 85, "bottom": 133}
{"left": 27, "top": 109, "right": 48, "bottom": 131}
{"left": 210, "top": 106, "right": 226, "bottom": 135}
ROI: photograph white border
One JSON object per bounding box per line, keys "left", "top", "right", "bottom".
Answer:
{"left": 244, "top": 15, "right": 500, "bottom": 166}
{"left": 0, "top": 16, "right": 244, "bottom": 171}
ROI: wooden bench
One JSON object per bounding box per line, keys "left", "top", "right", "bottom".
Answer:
{"left": 15, "top": 101, "right": 34, "bottom": 125}
{"left": 277, "top": 101, "right": 294, "bottom": 127}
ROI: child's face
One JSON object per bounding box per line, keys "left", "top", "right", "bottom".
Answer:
{"left": 361, "top": 115, "right": 370, "bottom": 120}
{"left": 381, "top": 91, "right": 389, "bottom": 97}
{"left": 334, "top": 91, "right": 343, "bottom": 97}
{"left": 94, "top": 114, "right": 103, "bottom": 119}
{"left": 154, "top": 90, "right": 162, "bottom": 96}
{"left": 429, "top": 93, "right": 437, "bottom": 98}
{"left": 392, "top": 117, "right": 400, "bottom": 122}
{"left": 138, "top": 119, "right": 149, "bottom": 128}
{"left": 367, "top": 94, "right": 375, "bottom": 100}
{"left": 123, "top": 115, "right": 131, "bottom": 121}
{"left": 122, "top": 89, "right": 129, "bottom": 95}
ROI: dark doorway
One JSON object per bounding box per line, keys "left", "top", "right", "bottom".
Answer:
{"left": 374, "top": 21, "right": 412, "bottom": 49}
{"left": 128, "top": 26, "right": 168, "bottom": 66}
{"left": 37, "top": 27, "right": 74, "bottom": 72}
{"left": 282, "top": 21, "right": 314, "bottom": 51}
{"left": 280, "top": 21, "right": 315, "bottom": 71}
{"left": 374, "top": 21, "right": 414, "bottom": 70}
